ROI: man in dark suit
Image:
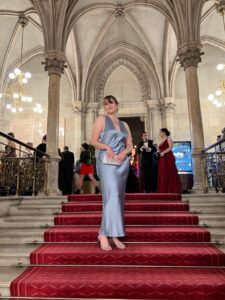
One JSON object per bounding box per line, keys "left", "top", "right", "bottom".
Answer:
{"left": 137, "top": 132, "right": 158, "bottom": 193}
{"left": 35, "top": 134, "right": 47, "bottom": 159}
{"left": 62, "top": 146, "right": 75, "bottom": 194}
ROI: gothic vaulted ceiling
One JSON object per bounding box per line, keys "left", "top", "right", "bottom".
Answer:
{"left": 0, "top": 0, "right": 223, "bottom": 103}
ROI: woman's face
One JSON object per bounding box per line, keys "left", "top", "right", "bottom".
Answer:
{"left": 159, "top": 130, "right": 166, "bottom": 138}
{"left": 104, "top": 100, "right": 118, "bottom": 115}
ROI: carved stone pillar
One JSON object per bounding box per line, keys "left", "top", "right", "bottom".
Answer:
{"left": 160, "top": 97, "right": 176, "bottom": 134}
{"left": 85, "top": 102, "right": 98, "bottom": 142}
{"left": 43, "top": 51, "right": 66, "bottom": 195}
{"left": 177, "top": 43, "right": 205, "bottom": 192}
{"left": 146, "top": 100, "right": 162, "bottom": 143}
{"left": 73, "top": 102, "right": 89, "bottom": 157}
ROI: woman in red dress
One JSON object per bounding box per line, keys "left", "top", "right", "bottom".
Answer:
{"left": 75, "top": 143, "right": 100, "bottom": 194}
{"left": 157, "top": 128, "right": 182, "bottom": 193}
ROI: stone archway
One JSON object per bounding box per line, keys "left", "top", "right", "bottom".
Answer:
{"left": 94, "top": 53, "right": 151, "bottom": 102}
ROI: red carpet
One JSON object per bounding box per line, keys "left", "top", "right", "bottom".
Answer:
{"left": 11, "top": 193, "right": 225, "bottom": 299}
{"left": 45, "top": 225, "right": 210, "bottom": 242}
{"left": 55, "top": 212, "right": 199, "bottom": 226}
{"left": 11, "top": 266, "right": 225, "bottom": 299}
{"left": 62, "top": 201, "right": 189, "bottom": 212}
{"left": 31, "top": 243, "right": 225, "bottom": 266}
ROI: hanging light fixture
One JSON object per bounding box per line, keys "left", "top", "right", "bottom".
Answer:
{"left": 207, "top": 67, "right": 225, "bottom": 108}
{"left": 0, "top": 15, "right": 33, "bottom": 113}
{"left": 207, "top": 1, "right": 225, "bottom": 108}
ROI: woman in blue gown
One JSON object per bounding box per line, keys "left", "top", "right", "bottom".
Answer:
{"left": 91, "top": 95, "right": 133, "bottom": 251}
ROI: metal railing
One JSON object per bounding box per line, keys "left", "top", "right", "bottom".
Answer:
{"left": 203, "top": 137, "right": 225, "bottom": 193}
{"left": 0, "top": 132, "right": 47, "bottom": 196}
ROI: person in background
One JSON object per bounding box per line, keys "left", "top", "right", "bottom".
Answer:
{"left": 5, "top": 132, "right": 16, "bottom": 157}
{"left": 75, "top": 143, "right": 100, "bottom": 194}
{"left": 36, "top": 134, "right": 47, "bottom": 159}
{"left": 61, "top": 146, "right": 75, "bottom": 195}
{"left": 137, "top": 132, "right": 157, "bottom": 192}
{"left": 157, "top": 128, "right": 181, "bottom": 193}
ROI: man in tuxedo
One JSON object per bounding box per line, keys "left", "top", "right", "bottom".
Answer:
{"left": 137, "top": 132, "right": 157, "bottom": 192}
{"left": 62, "top": 146, "right": 75, "bottom": 194}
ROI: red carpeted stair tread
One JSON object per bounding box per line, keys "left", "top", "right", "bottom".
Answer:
{"left": 45, "top": 225, "right": 210, "bottom": 242}
{"left": 10, "top": 266, "right": 225, "bottom": 299}
{"left": 30, "top": 243, "right": 225, "bottom": 266}
{"left": 55, "top": 212, "right": 198, "bottom": 226}
{"left": 10, "top": 192, "right": 225, "bottom": 299}
{"left": 44, "top": 226, "right": 210, "bottom": 242}
{"left": 68, "top": 193, "right": 182, "bottom": 202}
{"left": 62, "top": 201, "right": 189, "bottom": 212}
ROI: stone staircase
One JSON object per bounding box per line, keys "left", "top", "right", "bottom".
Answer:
{"left": 0, "top": 193, "right": 225, "bottom": 298}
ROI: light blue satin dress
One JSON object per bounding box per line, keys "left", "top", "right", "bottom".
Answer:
{"left": 97, "top": 115, "right": 130, "bottom": 237}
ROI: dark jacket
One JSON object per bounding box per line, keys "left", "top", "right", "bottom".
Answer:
{"left": 137, "top": 140, "right": 157, "bottom": 165}
{"left": 80, "top": 150, "right": 92, "bottom": 165}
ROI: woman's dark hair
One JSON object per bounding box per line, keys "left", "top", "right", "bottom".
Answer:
{"left": 82, "top": 143, "right": 89, "bottom": 151}
{"left": 160, "top": 128, "right": 170, "bottom": 136}
{"left": 103, "top": 95, "right": 119, "bottom": 105}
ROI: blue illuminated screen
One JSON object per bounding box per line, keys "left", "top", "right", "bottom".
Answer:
{"left": 172, "top": 141, "right": 192, "bottom": 173}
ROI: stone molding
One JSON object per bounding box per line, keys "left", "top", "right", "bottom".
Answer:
{"left": 95, "top": 54, "right": 151, "bottom": 102}
{"left": 177, "top": 43, "right": 204, "bottom": 70}
{"left": 115, "top": 4, "right": 125, "bottom": 19}
{"left": 73, "top": 101, "right": 89, "bottom": 115}
{"left": 160, "top": 97, "right": 176, "bottom": 112}
{"left": 43, "top": 50, "right": 66, "bottom": 76}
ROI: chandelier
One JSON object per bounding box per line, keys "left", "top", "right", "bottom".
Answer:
{"left": 0, "top": 15, "right": 32, "bottom": 113}
{"left": 207, "top": 64, "right": 225, "bottom": 108}
{"left": 207, "top": 1, "right": 225, "bottom": 108}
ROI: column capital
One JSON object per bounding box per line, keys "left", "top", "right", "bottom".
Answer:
{"left": 160, "top": 97, "right": 176, "bottom": 112}
{"left": 177, "top": 42, "right": 204, "bottom": 70}
{"left": 73, "top": 101, "right": 89, "bottom": 115}
{"left": 145, "top": 100, "right": 161, "bottom": 111}
{"left": 43, "top": 50, "right": 67, "bottom": 76}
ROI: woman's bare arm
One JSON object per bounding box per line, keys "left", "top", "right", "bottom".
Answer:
{"left": 123, "top": 122, "right": 133, "bottom": 155}
{"left": 160, "top": 137, "right": 173, "bottom": 156}
{"left": 91, "top": 116, "right": 114, "bottom": 157}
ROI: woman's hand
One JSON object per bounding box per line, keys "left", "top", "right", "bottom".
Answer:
{"left": 106, "top": 146, "right": 114, "bottom": 159}
{"left": 116, "top": 150, "right": 127, "bottom": 162}
{"left": 160, "top": 152, "right": 164, "bottom": 157}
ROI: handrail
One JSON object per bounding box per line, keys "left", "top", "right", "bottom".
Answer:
{"left": 0, "top": 131, "right": 48, "bottom": 196}
{"left": 0, "top": 131, "right": 48, "bottom": 157}
{"left": 203, "top": 137, "right": 225, "bottom": 152}
{"left": 202, "top": 136, "right": 225, "bottom": 193}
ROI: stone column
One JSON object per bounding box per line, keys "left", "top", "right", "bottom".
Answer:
{"left": 43, "top": 51, "right": 66, "bottom": 195}
{"left": 177, "top": 43, "right": 205, "bottom": 192}
{"left": 146, "top": 100, "right": 162, "bottom": 143}
{"left": 85, "top": 102, "right": 98, "bottom": 142}
{"left": 73, "top": 101, "right": 89, "bottom": 157}
{"left": 160, "top": 97, "right": 175, "bottom": 134}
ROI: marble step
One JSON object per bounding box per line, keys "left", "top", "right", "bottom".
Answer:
{"left": 7, "top": 203, "right": 225, "bottom": 217}
{"left": 0, "top": 244, "right": 37, "bottom": 266}
{"left": 183, "top": 194, "right": 225, "bottom": 203}
{"left": 9, "top": 205, "right": 62, "bottom": 216}
{"left": 0, "top": 228, "right": 44, "bottom": 244}
{"left": 0, "top": 266, "right": 26, "bottom": 297}
{"left": 20, "top": 198, "right": 67, "bottom": 206}
{"left": 189, "top": 203, "right": 225, "bottom": 214}
{"left": 0, "top": 220, "right": 54, "bottom": 228}
{"left": 198, "top": 215, "right": 225, "bottom": 227}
